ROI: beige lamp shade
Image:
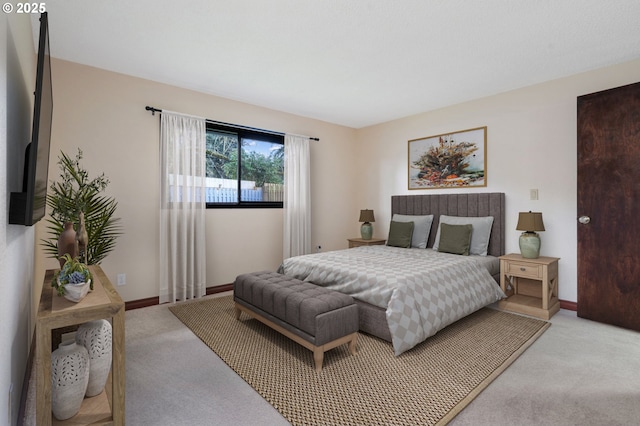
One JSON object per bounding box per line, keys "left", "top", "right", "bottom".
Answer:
{"left": 359, "top": 209, "right": 375, "bottom": 223}
{"left": 516, "top": 211, "right": 545, "bottom": 232}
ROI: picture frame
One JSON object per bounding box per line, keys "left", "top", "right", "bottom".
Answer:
{"left": 408, "top": 126, "right": 487, "bottom": 190}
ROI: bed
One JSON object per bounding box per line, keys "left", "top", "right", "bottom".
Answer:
{"left": 280, "top": 192, "right": 506, "bottom": 355}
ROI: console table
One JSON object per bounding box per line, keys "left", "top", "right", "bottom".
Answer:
{"left": 36, "top": 266, "right": 125, "bottom": 425}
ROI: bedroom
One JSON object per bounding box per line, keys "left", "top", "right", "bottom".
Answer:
{"left": 2, "top": 1, "right": 640, "bottom": 425}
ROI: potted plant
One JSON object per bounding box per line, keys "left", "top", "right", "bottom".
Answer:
{"left": 53, "top": 254, "right": 93, "bottom": 302}
{"left": 42, "top": 149, "right": 122, "bottom": 265}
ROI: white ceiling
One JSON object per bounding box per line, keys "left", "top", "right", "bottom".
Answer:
{"left": 36, "top": 0, "right": 640, "bottom": 128}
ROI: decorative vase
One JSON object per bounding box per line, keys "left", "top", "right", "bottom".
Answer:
{"left": 57, "top": 222, "right": 78, "bottom": 268}
{"left": 62, "top": 279, "right": 92, "bottom": 303}
{"left": 76, "top": 319, "right": 112, "bottom": 397}
{"left": 76, "top": 212, "right": 89, "bottom": 264}
{"left": 51, "top": 341, "right": 90, "bottom": 421}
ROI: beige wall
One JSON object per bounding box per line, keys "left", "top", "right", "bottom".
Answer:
{"left": 35, "top": 59, "right": 358, "bottom": 303}
{"left": 356, "top": 58, "right": 640, "bottom": 303}
{"left": 33, "top": 54, "right": 640, "bottom": 307}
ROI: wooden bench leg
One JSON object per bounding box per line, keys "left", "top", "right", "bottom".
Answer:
{"left": 313, "top": 349, "right": 324, "bottom": 372}
{"left": 234, "top": 306, "right": 241, "bottom": 320}
{"left": 348, "top": 334, "right": 358, "bottom": 356}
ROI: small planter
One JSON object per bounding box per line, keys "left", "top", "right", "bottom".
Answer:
{"left": 62, "top": 279, "right": 92, "bottom": 303}
{"left": 53, "top": 253, "right": 93, "bottom": 302}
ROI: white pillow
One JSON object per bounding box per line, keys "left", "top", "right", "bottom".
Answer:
{"left": 392, "top": 214, "right": 434, "bottom": 249}
{"left": 432, "top": 215, "right": 494, "bottom": 256}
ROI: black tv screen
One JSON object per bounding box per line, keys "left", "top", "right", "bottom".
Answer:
{"left": 9, "top": 12, "right": 53, "bottom": 226}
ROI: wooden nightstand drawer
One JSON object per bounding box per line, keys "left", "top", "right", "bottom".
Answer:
{"left": 505, "top": 261, "right": 542, "bottom": 279}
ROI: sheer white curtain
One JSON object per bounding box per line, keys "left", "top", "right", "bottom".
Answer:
{"left": 159, "top": 111, "right": 207, "bottom": 304}
{"left": 283, "top": 134, "right": 311, "bottom": 258}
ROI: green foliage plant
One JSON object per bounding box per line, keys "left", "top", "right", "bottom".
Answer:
{"left": 52, "top": 254, "right": 93, "bottom": 296}
{"left": 42, "top": 149, "right": 122, "bottom": 265}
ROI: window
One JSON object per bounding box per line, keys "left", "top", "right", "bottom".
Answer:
{"left": 205, "top": 123, "right": 284, "bottom": 208}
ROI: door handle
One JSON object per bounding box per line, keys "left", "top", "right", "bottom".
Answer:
{"left": 578, "top": 216, "right": 591, "bottom": 224}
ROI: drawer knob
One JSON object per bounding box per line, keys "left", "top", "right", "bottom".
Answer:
{"left": 520, "top": 267, "right": 526, "bottom": 271}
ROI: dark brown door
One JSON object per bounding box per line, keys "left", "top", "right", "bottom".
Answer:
{"left": 577, "top": 81, "right": 640, "bottom": 331}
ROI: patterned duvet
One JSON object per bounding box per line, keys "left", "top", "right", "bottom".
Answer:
{"left": 280, "top": 245, "right": 505, "bottom": 355}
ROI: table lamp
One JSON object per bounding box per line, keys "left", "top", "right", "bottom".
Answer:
{"left": 516, "top": 211, "right": 545, "bottom": 258}
{"left": 359, "top": 209, "right": 375, "bottom": 240}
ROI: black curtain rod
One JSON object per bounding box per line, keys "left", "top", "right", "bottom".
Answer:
{"left": 145, "top": 106, "right": 319, "bottom": 141}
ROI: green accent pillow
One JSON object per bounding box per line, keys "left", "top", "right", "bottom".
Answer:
{"left": 437, "top": 223, "right": 473, "bottom": 255}
{"left": 387, "top": 221, "right": 414, "bottom": 248}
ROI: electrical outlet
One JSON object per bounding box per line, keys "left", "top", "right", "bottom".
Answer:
{"left": 316, "top": 245, "right": 322, "bottom": 253}
{"left": 117, "top": 273, "right": 126, "bottom": 286}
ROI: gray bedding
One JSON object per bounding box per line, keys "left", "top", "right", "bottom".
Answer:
{"left": 280, "top": 245, "right": 505, "bottom": 355}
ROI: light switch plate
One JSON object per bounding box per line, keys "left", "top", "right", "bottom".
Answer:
{"left": 530, "top": 189, "right": 539, "bottom": 200}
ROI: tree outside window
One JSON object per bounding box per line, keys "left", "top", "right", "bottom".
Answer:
{"left": 206, "top": 124, "right": 284, "bottom": 207}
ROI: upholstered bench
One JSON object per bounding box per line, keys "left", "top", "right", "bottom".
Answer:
{"left": 233, "top": 271, "right": 359, "bottom": 371}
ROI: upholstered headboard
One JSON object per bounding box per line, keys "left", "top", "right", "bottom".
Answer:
{"left": 391, "top": 192, "right": 505, "bottom": 257}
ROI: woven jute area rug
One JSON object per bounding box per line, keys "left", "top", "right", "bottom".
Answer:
{"left": 170, "top": 296, "right": 549, "bottom": 426}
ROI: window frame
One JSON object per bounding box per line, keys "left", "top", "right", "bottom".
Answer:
{"left": 205, "top": 122, "right": 285, "bottom": 209}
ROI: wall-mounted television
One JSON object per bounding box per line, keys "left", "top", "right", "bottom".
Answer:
{"left": 9, "top": 12, "right": 53, "bottom": 226}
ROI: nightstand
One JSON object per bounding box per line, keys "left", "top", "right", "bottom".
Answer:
{"left": 348, "top": 238, "right": 386, "bottom": 248}
{"left": 498, "top": 253, "right": 560, "bottom": 320}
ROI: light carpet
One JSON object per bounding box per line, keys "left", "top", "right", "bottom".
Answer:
{"left": 169, "top": 296, "right": 549, "bottom": 426}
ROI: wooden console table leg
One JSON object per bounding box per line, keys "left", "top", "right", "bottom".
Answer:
{"left": 112, "top": 305, "right": 126, "bottom": 425}
{"left": 36, "top": 324, "right": 52, "bottom": 426}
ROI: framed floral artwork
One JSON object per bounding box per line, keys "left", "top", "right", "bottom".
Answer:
{"left": 408, "top": 126, "right": 487, "bottom": 189}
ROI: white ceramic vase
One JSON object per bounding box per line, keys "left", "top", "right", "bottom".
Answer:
{"left": 51, "top": 341, "right": 90, "bottom": 420}
{"left": 76, "top": 319, "right": 112, "bottom": 397}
